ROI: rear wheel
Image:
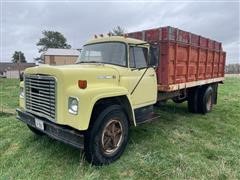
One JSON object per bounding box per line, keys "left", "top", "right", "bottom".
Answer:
{"left": 198, "top": 86, "right": 214, "bottom": 114}
{"left": 84, "top": 105, "right": 129, "bottom": 165}
{"left": 187, "top": 88, "right": 199, "bottom": 113}
{"left": 27, "top": 125, "right": 45, "bottom": 136}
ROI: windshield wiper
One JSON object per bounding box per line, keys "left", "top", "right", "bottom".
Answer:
{"left": 131, "top": 67, "right": 148, "bottom": 71}
{"left": 77, "top": 61, "right": 101, "bottom": 64}
{"left": 129, "top": 42, "right": 149, "bottom": 46}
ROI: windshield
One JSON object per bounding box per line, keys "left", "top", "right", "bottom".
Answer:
{"left": 76, "top": 42, "right": 126, "bottom": 66}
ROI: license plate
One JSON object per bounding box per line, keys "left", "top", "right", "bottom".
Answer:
{"left": 35, "top": 119, "right": 44, "bottom": 130}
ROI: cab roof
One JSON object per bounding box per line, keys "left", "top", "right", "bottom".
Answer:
{"left": 85, "top": 35, "right": 147, "bottom": 46}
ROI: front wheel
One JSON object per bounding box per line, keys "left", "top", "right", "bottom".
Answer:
{"left": 84, "top": 105, "right": 129, "bottom": 165}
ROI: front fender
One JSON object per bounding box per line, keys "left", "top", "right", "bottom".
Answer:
{"left": 63, "top": 86, "right": 135, "bottom": 130}
{"left": 90, "top": 87, "right": 136, "bottom": 126}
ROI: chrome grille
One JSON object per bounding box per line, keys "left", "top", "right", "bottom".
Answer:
{"left": 25, "top": 74, "right": 56, "bottom": 121}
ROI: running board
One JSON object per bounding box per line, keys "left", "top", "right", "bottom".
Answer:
{"left": 134, "top": 105, "right": 160, "bottom": 125}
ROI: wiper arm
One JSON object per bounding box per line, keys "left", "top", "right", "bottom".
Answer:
{"left": 77, "top": 61, "right": 101, "bottom": 64}
{"left": 130, "top": 67, "right": 149, "bottom": 95}
{"left": 129, "top": 42, "right": 149, "bottom": 46}
{"left": 131, "top": 67, "right": 148, "bottom": 71}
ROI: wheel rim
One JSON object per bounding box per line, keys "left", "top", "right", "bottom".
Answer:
{"left": 101, "top": 119, "right": 123, "bottom": 155}
{"left": 206, "top": 94, "right": 212, "bottom": 111}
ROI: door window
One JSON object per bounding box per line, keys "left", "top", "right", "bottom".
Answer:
{"left": 129, "top": 47, "right": 148, "bottom": 68}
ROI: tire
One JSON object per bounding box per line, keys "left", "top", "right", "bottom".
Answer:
{"left": 198, "top": 86, "right": 214, "bottom": 114}
{"left": 27, "top": 125, "right": 45, "bottom": 136}
{"left": 84, "top": 105, "right": 129, "bottom": 165}
{"left": 187, "top": 88, "right": 199, "bottom": 113}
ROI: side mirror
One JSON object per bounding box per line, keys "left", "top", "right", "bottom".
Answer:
{"left": 149, "top": 46, "right": 159, "bottom": 67}
{"left": 20, "top": 72, "right": 24, "bottom": 82}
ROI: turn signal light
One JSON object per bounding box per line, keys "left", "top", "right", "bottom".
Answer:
{"left": 78, "top": 80, "right": 87, "bottom": 89}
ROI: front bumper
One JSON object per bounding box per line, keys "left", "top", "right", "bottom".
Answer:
{"left": 16, "top": 108, "right": 84, "bottom": 149}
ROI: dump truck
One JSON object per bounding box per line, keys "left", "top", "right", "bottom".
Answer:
{"left": 16, "top": 26, "right": 226, "bottom": 165}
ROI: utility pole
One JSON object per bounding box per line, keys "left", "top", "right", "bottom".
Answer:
{"left": 18, "top": 52, "right": 21, "bottom": 79}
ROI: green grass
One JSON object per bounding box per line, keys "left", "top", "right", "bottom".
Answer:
{"left": 0, "top": 79, "right": 19, "bottom": 113}
{"left": 0, "top": 78, "right": 240, "bottom": 179}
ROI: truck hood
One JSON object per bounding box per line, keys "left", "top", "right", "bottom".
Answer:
{"left": 24, "top": 64, "right": 120, "bottom": 88}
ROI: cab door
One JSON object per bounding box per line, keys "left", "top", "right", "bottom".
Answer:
{"left": 127, "top": 46, "right": 157, "bottom": 108}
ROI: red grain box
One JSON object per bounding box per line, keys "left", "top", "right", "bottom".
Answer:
{"left": 127, "top": 26, "right": 226, "bottom": 91}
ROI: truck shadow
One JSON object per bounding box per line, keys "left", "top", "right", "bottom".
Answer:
{"left": 155, "top": 101, "right": 189, "bottom": 116}
{"left": 0, "top": 112, "right": 15, "bottom": 117}
{"left": 32, "top": 135, "right": 86, "bottom": 163}
{"left": 128, "top": 101, "right": 195, "bottom": 147}
{"left": 25, "top": 101, "right": 193, "bottom": 166}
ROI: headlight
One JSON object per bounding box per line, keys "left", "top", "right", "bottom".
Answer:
{"left": 20, "top": 87, "right": 24, "bottom": 98}
{"left": 68, "top": 97, "right": 79, "bottom": 115}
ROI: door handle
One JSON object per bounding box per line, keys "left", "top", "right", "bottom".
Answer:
{"left": 149, "top": 74, "right": 155, "bottom": 77}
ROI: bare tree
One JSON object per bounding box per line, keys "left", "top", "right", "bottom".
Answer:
{"left": 110, "top": 26, "right": 126, "bottom": 36}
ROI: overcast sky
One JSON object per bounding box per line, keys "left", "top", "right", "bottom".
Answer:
{"left": 1, "top": 1, "right": 239, "bottom": 64}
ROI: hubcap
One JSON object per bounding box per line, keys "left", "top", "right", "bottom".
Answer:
{"left": 206, "top": 94, "right": 212, "bottom": 111}
{"left": 101, "top": 119, "right": 123, "bottom": 155}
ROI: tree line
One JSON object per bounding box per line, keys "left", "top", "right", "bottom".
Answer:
{"left": 225, "top": 64, "right": 240, "bottom": 74}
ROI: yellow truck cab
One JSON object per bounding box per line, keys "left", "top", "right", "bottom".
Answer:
{"left": 17, "top": 36, "right": 158, "bottom": 165}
